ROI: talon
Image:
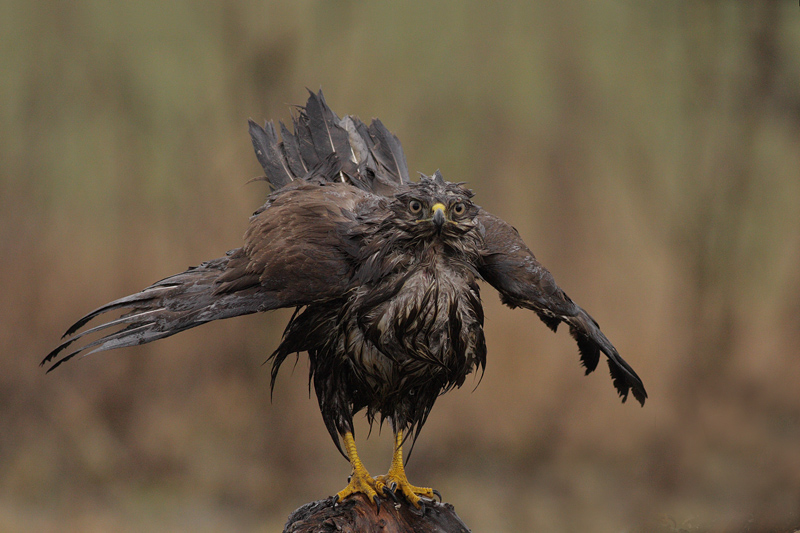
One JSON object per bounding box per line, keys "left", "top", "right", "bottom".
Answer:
{"left": 373, "top": 495, "right": 382, "bottom": 513}
{"left": 375, "top": 430, "right": 439, "bottom": 509}
{"left": 335, "top": 432, "right": 381, "bottom": 508}
{"left": 336, "top": 469, "right": 380, "bottom": 508}
{"left": 432, "top": 488, "right": 442, "bottom": 502}
{"left": 382, "top": 485, "right": 400, "bottom": 504}
{"left": 414, "top": 499, "right": 426, "bottom": 516}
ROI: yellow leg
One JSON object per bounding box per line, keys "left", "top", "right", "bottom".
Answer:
{"left": 374, "top": 430, "right": 437, "bottom": 508}
{"left": 334, "top": 432, "right": 380, "bottom": 505}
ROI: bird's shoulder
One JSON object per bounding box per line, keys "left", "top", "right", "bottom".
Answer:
{"left": 214, "top": 182, "right": 388, "bottom": 298}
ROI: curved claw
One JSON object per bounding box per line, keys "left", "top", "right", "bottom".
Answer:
{"left": 432, "top": 488, "right": 442, "bottom": 502}
{"left": 412, "top": 499, "right": 426, "bottom": 517}
{"left": 382, "top": 484, "right": 400, "bottom": 504}
{"left": 373, "top": 494, "right": 382, "bottom": 513}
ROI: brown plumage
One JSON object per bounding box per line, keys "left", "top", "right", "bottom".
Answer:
{"left": 44, "top": 90, "right": 646, "bottom": 508}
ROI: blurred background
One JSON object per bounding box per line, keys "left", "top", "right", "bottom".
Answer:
{"left": 2, "top": 2, "right": 799, "bottom": 531}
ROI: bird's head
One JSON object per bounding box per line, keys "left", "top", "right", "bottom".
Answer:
{"left": 390, "top": 171, "right": 479, "bottom": 241}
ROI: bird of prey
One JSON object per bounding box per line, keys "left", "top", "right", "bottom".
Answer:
{"left": 44, "top": 90, "right": 646, "bottom": 509}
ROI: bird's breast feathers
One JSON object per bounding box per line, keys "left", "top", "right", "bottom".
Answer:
{"left": 357, "top": 258, "right": 484, "bottom": 371}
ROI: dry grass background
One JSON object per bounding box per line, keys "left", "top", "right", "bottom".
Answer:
{"left": 2, "top": 2, "right": 799, "bottom": 532}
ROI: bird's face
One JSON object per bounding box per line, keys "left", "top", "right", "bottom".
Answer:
{"left": 391, "top": 173, "right": 479, "bottom": 241}
{"left": 405, "top": 196, "right": 472, "bottom": 234}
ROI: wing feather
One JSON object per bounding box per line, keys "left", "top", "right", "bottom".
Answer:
{"left": 476, "top": 211, "right": 647, "bottom": 405}
{"left": 45, "top": 182, "right": 372, "bottom": 371}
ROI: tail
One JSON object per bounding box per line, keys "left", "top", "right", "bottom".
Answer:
{"left": 248, "top": 89, "right": 410, "bottom": 196}
{"left": 42, "top": 253, "right": 272, "bottom": 372}
{"left": 566, "top": 309, "right": 648, "bottom": 406}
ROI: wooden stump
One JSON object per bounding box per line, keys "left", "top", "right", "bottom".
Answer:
{"left": 283, "top": 494, "right": 471, "bottom": 533}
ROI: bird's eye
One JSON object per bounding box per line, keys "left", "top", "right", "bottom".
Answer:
{"left": 453, "top": 202, "right": 466, "bottom": 216}
{"left": 409, "top": 200, "right": 423, "bottom": 214}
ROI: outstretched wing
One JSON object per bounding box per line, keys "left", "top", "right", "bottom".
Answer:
{"left": 476, "top": 212, "right": 647, "bottom": 406}
{"left": 42, "top": 181, "right": 372, "bottom": 371}
{"left": 43, "top": 90, "right": 401, "bottom": 372}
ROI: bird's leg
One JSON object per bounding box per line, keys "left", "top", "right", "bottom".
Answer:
{"left": 334, "top": 431, "right": 381, "bottom": 506}
{"left": 374, "top": 430, "right": 438, "bottom": 508}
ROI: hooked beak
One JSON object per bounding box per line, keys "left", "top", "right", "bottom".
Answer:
{"left": 431, "top": 203, "right": 446, "bottom": 233}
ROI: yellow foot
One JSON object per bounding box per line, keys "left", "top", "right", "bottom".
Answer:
{"left": 334, "top": 466, "right": 380, "bottom": 506}
{"left": 373, "top": 429, "right": 441, "bottom": 508}
{"left": 334, "top": 431, "right": 380, "bottom": 506}
{"left": 374, "top": 471, "right": 439, "bottom": 508}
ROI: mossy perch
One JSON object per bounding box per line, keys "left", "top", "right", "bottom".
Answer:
{"left": 283, "top": 494, "right": 471, "bottom": 533}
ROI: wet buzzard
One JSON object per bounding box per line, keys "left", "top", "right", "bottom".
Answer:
{"left": 44, "top": 91, "right": 646, "bottom": 508}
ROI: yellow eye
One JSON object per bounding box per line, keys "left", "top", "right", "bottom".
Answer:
{"left": 453, "top": 202, "right": 466, "bottom": 215}
{"left": 409, "top": 200, "right": 423, "bottom": 214}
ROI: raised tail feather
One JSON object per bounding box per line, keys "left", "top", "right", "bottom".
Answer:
{"left": 41, "top": 254, "right": 272, "bottom": 372}
{"left": 248, "top": 89, "right": 410, "bottom": 195}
